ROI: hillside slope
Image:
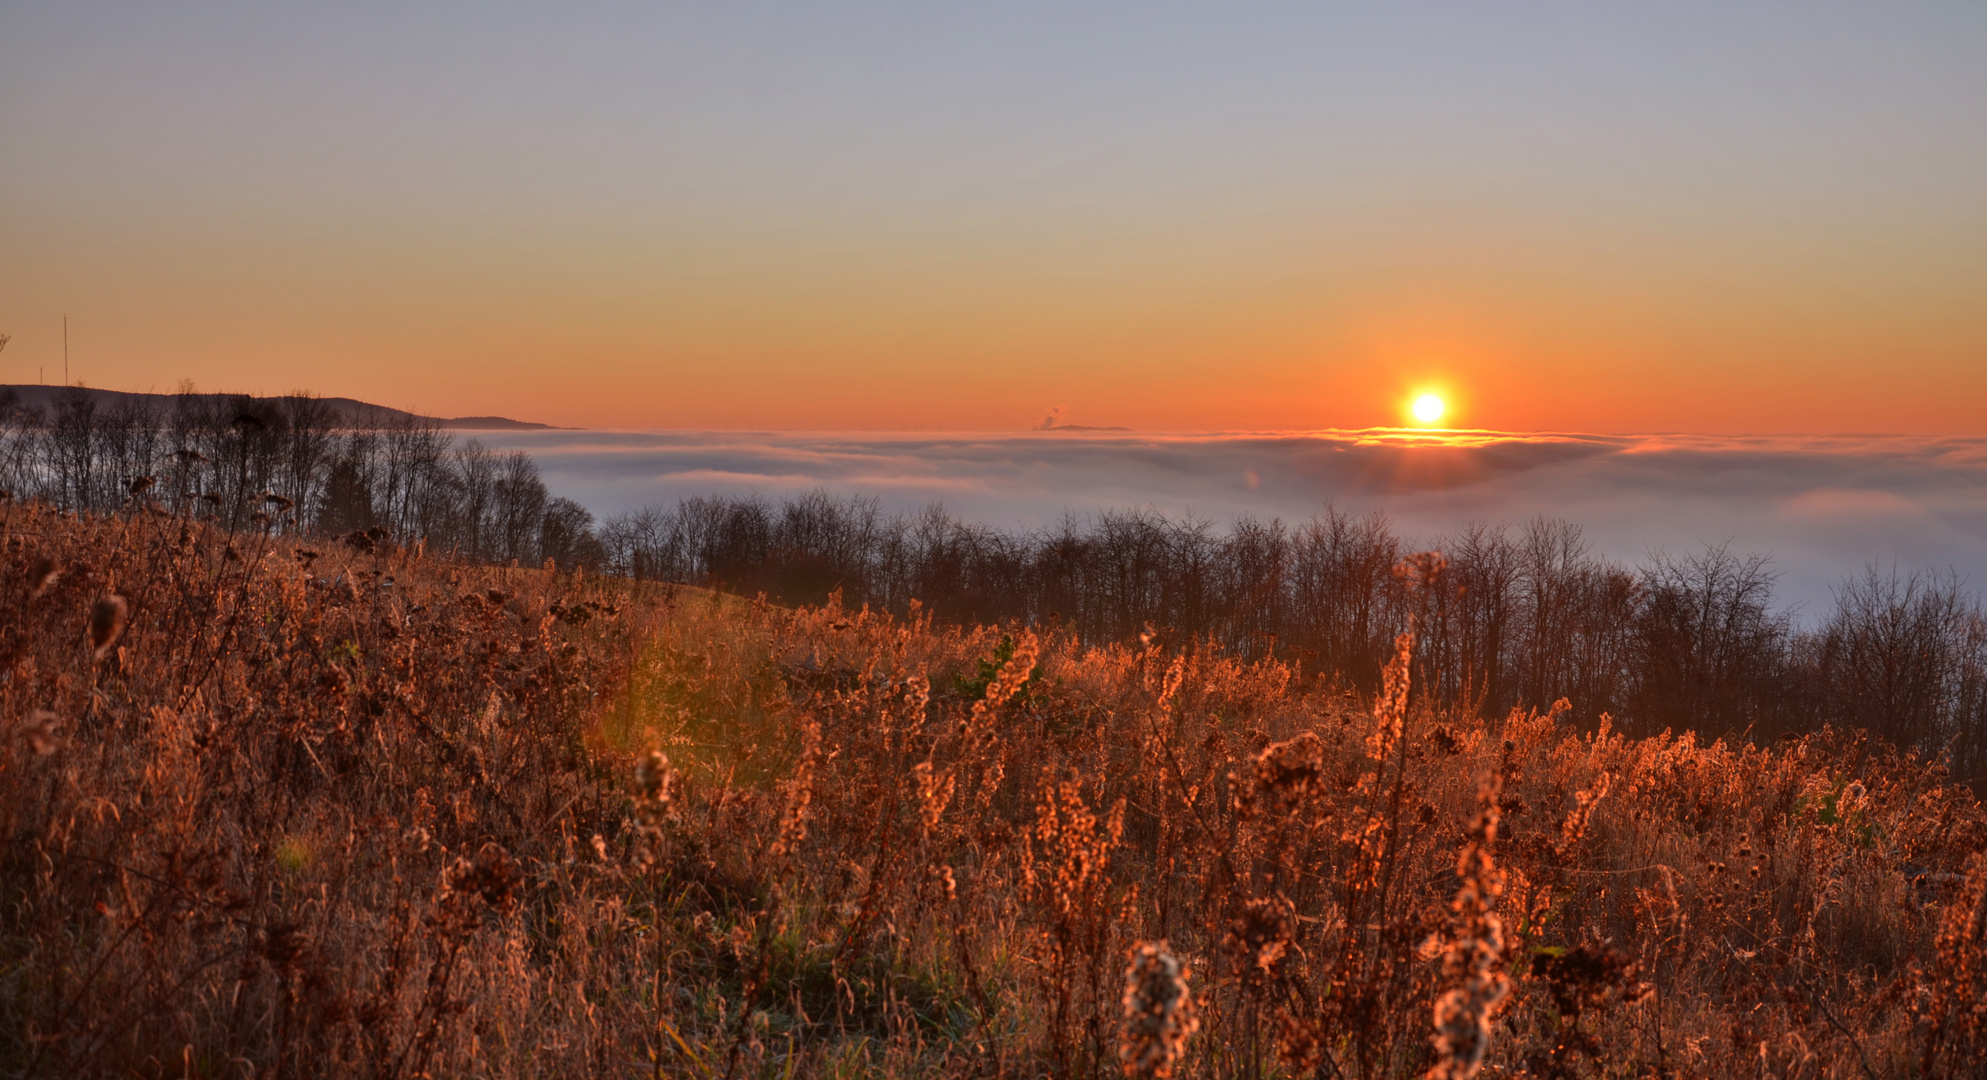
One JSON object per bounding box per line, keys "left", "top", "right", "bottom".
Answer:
{"left": 0, "top": 384, "right": 561, "bottom": 430}
{"left": 3, "top": 503, "right": 1984, "bottom": 1077}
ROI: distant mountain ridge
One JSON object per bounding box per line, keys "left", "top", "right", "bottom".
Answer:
{"left": 0, "top": 384, "right": 562, "bottom": 430}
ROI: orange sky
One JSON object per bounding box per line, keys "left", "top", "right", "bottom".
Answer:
{"left": 4, "top": 4, "right": 1983, "bottom": 433}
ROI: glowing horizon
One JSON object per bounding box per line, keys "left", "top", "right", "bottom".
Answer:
{"left": 3, "top": 3, "right": 1984, "bottom": 434}
{"left": 459, "top": 425, "right": 1987, "bottom": 615}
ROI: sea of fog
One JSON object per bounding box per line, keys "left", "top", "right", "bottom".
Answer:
{"left": 472, "top": 428, "right": 1987, "bottom": 620}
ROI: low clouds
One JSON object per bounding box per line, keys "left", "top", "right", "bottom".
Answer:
{"left": 474, "top": 428, "right": 1987, "bottom": 615}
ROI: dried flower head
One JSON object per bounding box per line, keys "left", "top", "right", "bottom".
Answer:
{"left": 1427, "top": 777, "right": 1510, "bottom": 1080}
{"left": 1028, "top": 770, "right": 1122, "bottom": 916}
{"left": 1531, "top": 943, "right": 1649, "bottom": 1015}
{"left": 448, "top": 842, "right": 522, "bottom": 911}
{"left": 258, "top": 920, "right": 311, "bottom": 977}
{"left": 28, "top": 556, "right": 59, "bottom": 598}
{"left": 18, "top": 710, "right": 63, "bottom": 755}
{"left": 1928, "top": 853, "right": 1987, "bottom": 1061}
{"left": 980, "top": 632, "right": 1039, "bottom": 712}
{"left": 1224, "top": 893, "right": 1297, "bottom": 980}
{"left": 1119, "top": 941, "right": 1198, "bottom": 1079}
{"left": 89, "top": 592, "right": 128, "bottom": 659}
{"left": 1275, "top": 1011, "right": 1323, "bottom": 1073}
{"left": 913, "top": 760, "right": 955, "bottom": 830}
{"left": 1367, "top": 630, "right": 1416, "bottom": 761}
{"left": 925, "top": 863, "right": 957, "bottom": 903}
{"left": 1254, "top": 732, "right": 1325, "bottom": 810}
{"left": 1559, "top": 772, "right": 1612, "bottom": 852}
{"left": 635, "top": 750, "right": 675, "bottom": 805}
{"left": 902, "top": 673, "right": 930, "bottom": 729}
{"left": 769, "top": 716, "right": 822, "bottom": 858}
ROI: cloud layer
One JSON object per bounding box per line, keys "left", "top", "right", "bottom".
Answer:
{"left": 475, "top": 429, "right": 1987, "bottom": 616}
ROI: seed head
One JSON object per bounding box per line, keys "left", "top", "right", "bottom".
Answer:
{"left": 1427, "top": 777, "right": 1510, "bottom": 1080}
{"left": 1532, "top": 943, "right": 1648, "bottom": 1015}
{"left": 902, "top": 673, "right": 930, "bottom": 728}
{"left": 1254, "top": 732, "right": 1325, "bottom": 810}
{"left": 1931, "top": 853, "right": 1987, "bottom": 1051}
{"left": 447, "top": 842, "right": 522, "bottom": 910}
{"left": 769, "top": 717, "right": 822, "bottom": 857}
{"left": 913, "top": 760, "right": 955, "bottom": 830}
{"left": 1367, "top": 630, "right": 1415, "bottom": 761}
{"left": 28, "top": 556, "right": 59, "bottom": 598}
{"left": 90, "top": 592, "right": 129, "bottom": 659}
{"left": 1224, "top": 893, "right": 1296, "bottom": 980}
{"left": 635, "top": 750, "right": 675, "bottom": 805}
{"left": 1275, "top": 1011, "right": 1323, "bottom": 1073}
{"left": 1558, "top": 772, "right": 1612, "bottom": 852}
{"left": 979, "top": 632, "right": 1039, "bottom": 712}
{"left": 258, "top": 920, "right": 311, "bottom": 976}
{"left": 1119, "top": 941, "right": 1198, "bottom": 1079}
{"left": 926, "top": 863, "right": 957, "bottom": 903}
{"left": 18, "top": 710, "right": 63, "bottom": 755}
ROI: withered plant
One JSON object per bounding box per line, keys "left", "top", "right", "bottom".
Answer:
{"left": 3, "top": 503, "right": 1984, "bottom": 1078}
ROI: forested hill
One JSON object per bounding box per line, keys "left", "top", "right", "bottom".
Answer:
{"left": 0, "top": 384, "right": 559, "bottom": 430}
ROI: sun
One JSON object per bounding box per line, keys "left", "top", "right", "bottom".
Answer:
{"left": 1410, "top": 393, "right": 1445, "bottom": 425}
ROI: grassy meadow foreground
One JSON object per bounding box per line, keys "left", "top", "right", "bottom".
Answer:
{"left": 4, "top": 502, "right": 1987, "bottom": 1078}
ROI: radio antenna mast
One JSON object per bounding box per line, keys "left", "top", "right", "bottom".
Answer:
{"left": 64, "top": 315, "right": 70, "bottom": 385}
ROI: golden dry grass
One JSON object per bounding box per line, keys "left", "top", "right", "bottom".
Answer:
{"left": 4, "top": 501, "right": 1986, "bottom": 1078}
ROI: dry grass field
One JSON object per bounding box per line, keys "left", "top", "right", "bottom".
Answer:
{"left": 4, "top": 500, "right": 1986, "bottom": 1078}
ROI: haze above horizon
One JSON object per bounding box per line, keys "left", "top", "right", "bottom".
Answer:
{"left": 4, "top": 2, "right": 1984, "bottom": 433}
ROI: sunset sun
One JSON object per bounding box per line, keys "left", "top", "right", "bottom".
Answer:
{"left": 7, "top": 7, "right": 1985, "bottom": 1072}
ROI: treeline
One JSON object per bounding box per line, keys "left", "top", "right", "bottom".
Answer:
{"left": 7, "top": 385, "right": 1983, "bottom": 783}
{"left": 0, "top": 385, "right": 602, "bottom": 569}
{"left": 596, "top": 492, "right": 1987, "bottom": 783}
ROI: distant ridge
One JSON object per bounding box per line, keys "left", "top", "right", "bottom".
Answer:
{"left": 0, "top": 385, "right": 564, "bottom": 430}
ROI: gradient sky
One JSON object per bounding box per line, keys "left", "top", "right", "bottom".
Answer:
{"left": 4, "top": 2, "right": 1984, "bottom": 432}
